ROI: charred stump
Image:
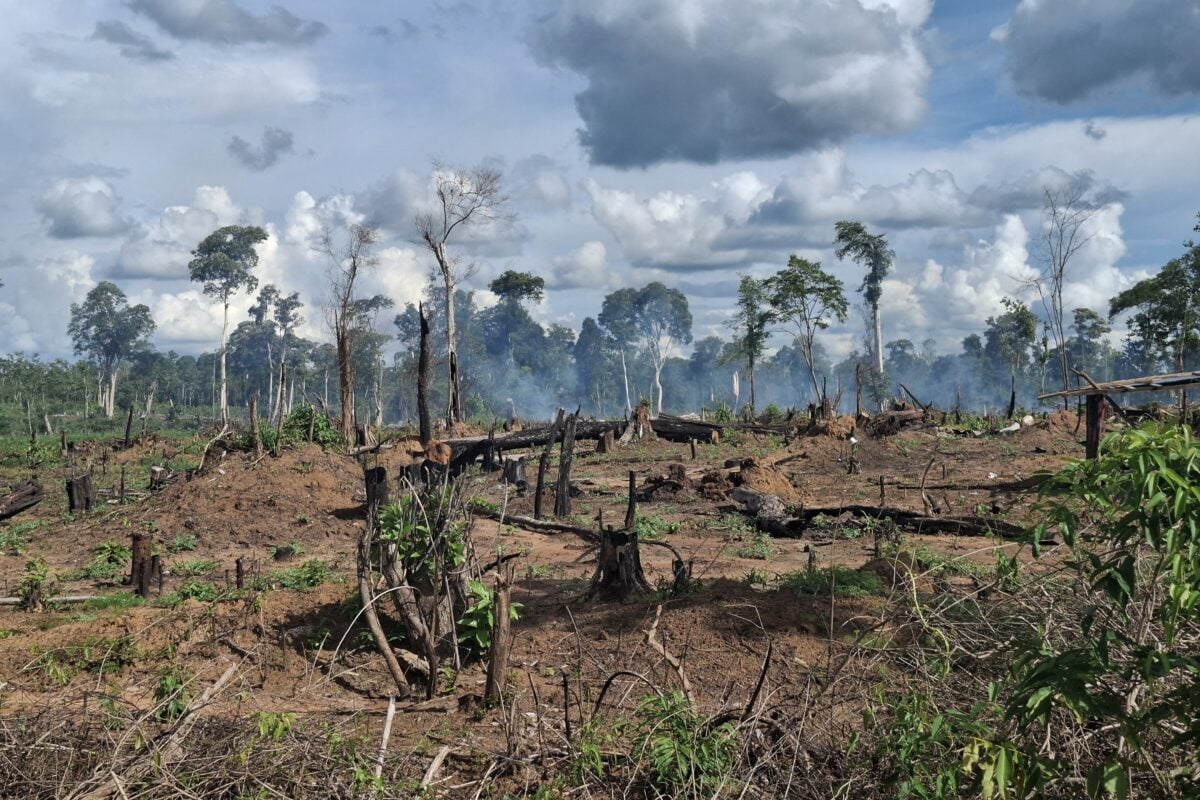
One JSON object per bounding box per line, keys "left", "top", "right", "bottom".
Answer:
{"left": 130, "top": 532, "right": 152, "bottom": 596}
{"left": 587, "top": 528, "right": 653, "bottom": 601}
{"left": 502, "top": 457, "right": 526, "bottom": 489}
{"left": 66, "top": 474, "right": 96, "bottom": 513}
{"left": 249, "top": 394, "right": 263, "bottom": 458}
{"left": 417, "top": 303, "right": 433, "bottom": 445}
{"left": 483, "top": 566, "right": 514, "bottom": 706}
{"left": 535, "top": 409, "right": 565, "bottom": 520}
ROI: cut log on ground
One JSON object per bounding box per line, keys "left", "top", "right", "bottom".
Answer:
{"left": 731, "top": 486, "right": 1032, "bottom": 540}
{"left": 651, "top": 414, "right": 721, "bottom": 443}
{"left": 0, "top": 480, "right": 45, "bottom": 521}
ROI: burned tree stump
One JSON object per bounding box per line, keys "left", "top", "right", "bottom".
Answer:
{"left": 66, "top": 474, "right": 96, "bottom": 513}
{"left": 365, "top": 467, "right": 390, "bottom": 515}
{"left": 587, "top": 529, "right": 653, "bottom": 601}
{"left": 483, "top": 567, "right": 514, "bottom": 706}
{"left": 597, "top": 428, "right": 615, "bottom": 454}
{"left": 554, "top": 413, "right": 578, "bottom": 519}
{"left": 502, "top": 457, "right": 526, "bottom": 488}
{"left": 130, "top": 532, "right": 152, "bottom": 596}
{"left": 534, "top": 409, "right": 564, "bottom": 520}
{"left": 249, "top": 394, "right": 263, "bottom": 458}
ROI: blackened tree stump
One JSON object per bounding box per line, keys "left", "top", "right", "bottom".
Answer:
{"left": 553, "top": 413, "right": 578, "bottom": 519}
{"left": 66, "top": 475, "right": 96, "bottom": 513}
{"left": 587, "top": 529, "right": 653, "bottom": 601}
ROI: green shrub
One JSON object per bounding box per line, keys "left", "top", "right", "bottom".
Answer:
{"left": 634, "top": 514, "right": 679, "bottom": 541}
{"left": 627, "top": 691, "right": 738, "bottom": 797}
{"left": 168, "top": 533, "right": 198, "bottom": 553}
{"left": 734, "top": 532, "right": 776, "bottom": 560}
{"left": 262, "top": 559, "right": 334, "bottom": 590}
{"left": 173, "top": 558, "right": 217, "bottom": 577}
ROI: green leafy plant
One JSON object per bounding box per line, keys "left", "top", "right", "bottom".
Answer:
{"left": 261, "top": 559, "right": 334, "bottom": 591}
{"left": 734, "top": 532, "right": 776, "bottom": 560}
{"left": 626, "top": 691, "right": 738, "bottom": 797}
{"left": 18, "top": 557, "right": 52, "bottom": 611}
{"left": 154, "top": 668, "right": 190, "bottom": 720}
{"left": 457, "top": 579, "right": 522, "bottom": 654}
{"left": 66, "top": 540, "right": 132, "bottom": 582}
{"left": 170, "top": 580, "right": 219, "bottom": 602}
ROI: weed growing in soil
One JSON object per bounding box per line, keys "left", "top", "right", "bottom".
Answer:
{"left": 172, "top": 558, "right": 217, "bottom": 577}
{"left": 782, "top": 566, "right": 886, "bottom": 597}
{"left": 154, "top": 668, "right": 190, "bottom": 720}
{"left": 734, "top": 532, "right": 776, "bottom": 560}
{"left": 168, "top": 533, "right": 198, "bottom": 553}
{"left": 64, "top": 540, "right": 131, "bottom": 582}
{"left": 457, "top": 579, "right": 522, "bottom": 654}
{"left": 261, "top": 559, "right": 335, "bottom": 591}
{"left": 0, "top": 520, "right": 43, "bottom": 554}
{"left": 633, "top": 514, "right": 679, "bottom": 541}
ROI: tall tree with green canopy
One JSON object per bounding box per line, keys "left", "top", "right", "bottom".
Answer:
{"left": 764, "top": 256, "right": 848, "bottom": 405}
{"left": 834, "top": 220, "right": 894, "bottom": 374}
{"left": 598, "top": 282, "right": 692, "bottom": 416}
{"left": 575, "top": 316, "right": 618, "bottom": 416}
{"left": 1109, "top": 240, "right": 1200, "bottom": 377}
{"left": 67, "top": 281, "right": 156, "bottom": 418}
{"left": 729, "top": 275, "right": 774, "bottom": 413}
{"left": 485, "top": 270, "right": 546, "bottom": 368}
{"left": 188, "top": 225, "right": 268, "bottom": 424}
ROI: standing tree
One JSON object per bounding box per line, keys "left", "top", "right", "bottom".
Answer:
{"left": 834, "top": 221, "right": 894, "bottom": 374}
{"left": 764, "top": 256, "right": 848, "bottom": 406}
{"left": 729, "top": 275, "right": 774, "bottom": 414}
{"left": 67, "top": 281, "right": 156, "bottom": 418}
{"left": 574, "top": 317, "right": 618, "bottom": 416}
{"left": 1032, "top": 186, "right": 1099, "bottom": 406}
{"left": 319, "top": 224, "right": 380, "bottom": 438}
{"left": 485, "top": 270, "right": 546, "bottom": 368}
{"left": 598, "top": 283, "right": 692, "bottom": 416}
{"left": 1109, "top": 240, "right": 1200, "bottom": 379}
{"left": 188, "top": 225, "right": 268, "bottom": 425}
{"left": 416, "top": 163, "right": 511, "bottom": 428}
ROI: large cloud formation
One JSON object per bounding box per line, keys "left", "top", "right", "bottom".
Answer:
{"left": 529, "top": 0, "right": 932, "bottom": 167}
{"left": 998, "top": 0, "right": 1200, "bottom": 102}
{"left": 129, "top": 0, "right": 328, "bottom": 46}
{"left": 35, "top": 178, "right": 130, "bottom": 238}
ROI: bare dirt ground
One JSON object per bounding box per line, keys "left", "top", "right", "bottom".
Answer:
{"left": 0, "top": 412, "right": 1087, "bottom": 797}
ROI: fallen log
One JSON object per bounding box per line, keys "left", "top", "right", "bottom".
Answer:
{"left": 472, "top": 505, "right": 598, "bottom": 543}
{"left": 0, "top": 480, "right": 45, "bottom": 521}
{"left": 731, "top": 486, "right": 1032, "bottom": 540}
{"left": 446, "top": 420, "right": 624, "bottom": 472}
{"left": 651, "top": 415, "right": 722, "bottom": 443}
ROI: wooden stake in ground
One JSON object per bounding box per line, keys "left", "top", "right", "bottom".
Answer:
{"left": 484, "top": 566, "right": 514, "bottom": 706}
{"left": 417, "top": 303, "right": 433, "bottom": 445}
{"left": 624, "top": 470, "right": 637, "bottom": 530}
{"left": 553, "top": 413, "right": 578, "bottom": 518}
{"left": 123, "top": 404, "right": 134, "bottom": 448}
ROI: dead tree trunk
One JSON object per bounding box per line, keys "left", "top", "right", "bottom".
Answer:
{"left": 554, "top": 413, "right": 578, "bottom": 519}
{"left": 417, "top": 302, "right": 433, "bottom": 446}
{"left": 534, "top": 409, "right": 564, "bottom": 520}
{"left": 483, "top": 567, "right": 514, "bottom": 706}
{"left": 123, "top": 405, "right": 134, "bottom": 448}
{"left": 249, "top": 394, "right": 263, "bottom": 458}
{"left": 66, "top": 475, "right": 96, "bottom": 513}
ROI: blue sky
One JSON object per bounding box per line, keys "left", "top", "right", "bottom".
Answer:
{"left": 1, "top": 0, "right": 1198, "bottom": 363}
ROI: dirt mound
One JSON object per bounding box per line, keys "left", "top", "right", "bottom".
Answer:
{"left": 737, "top": 458, "right": 807, "bottom": 505}
{"left": 1045, "top": 410, "right": 1082, "bottom": 435}
{"left": 639, "top": 463, "right": 693, "bottom": 500}
{"left": 697, "top": 470, "right": 734, "bottom": 501}
{"left": 806, "top": 415, "right": 856, "bottom": 439}
{"left": 24, "top": 444, "right": 365, "bottom": 590}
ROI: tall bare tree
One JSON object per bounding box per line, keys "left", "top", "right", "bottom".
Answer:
{"left": 416, "top": 163, "right": 511, "bottom": 428}
{"left": 834, "top": 221, "right": 894, "bottom": 375}
{"left": 319, "top": 224, "right": 379, "bottom": 438}
{"left": 1032, "top": 186, "right": 1098, "bottom": 407}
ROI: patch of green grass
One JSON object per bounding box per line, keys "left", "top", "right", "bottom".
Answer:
{"left": 781, "top": 566, "right": 886, "bottom": 598}
{"left": 909, "top": 544, "right": 993, "bottom": 579}
{"left": 173, "top": 558, "right": 217, "bottom": 577}
{"left": 259, "top": 559, "right": 335, "bottom": 591}
{"left": 525, "top": 563, "right": 566, "bottom": 580}
{"left": 168, "top": 533, "right": 198, "bottom": 553}
{"left": 161, "top": 580, "right": 220, "bottom": 604}
{"left": 32, "top": 634, "right": 139, "bottom": 685}
{"left": 0, "top": 523, "right": 37, "bottom": 555}
{"left": 268, "top": 540, "right": 306, "bottom": 559}
{"left": 77, "top": 594, "right": 145, "bottom": 613}
{"left": 634, "top": 514, "right": 680, "bottom": 541}
{"left": 734, "top": 532, "right": 777, "bottom": 560}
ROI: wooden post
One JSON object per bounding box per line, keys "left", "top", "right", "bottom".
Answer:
{"left": 554, "top": 414, "right": 578, "bottom": 518}
{"left": 624, "top": 470, "right": 637, "bottom": 530}
{"left": 1085, "top": 393, "right": 1103, "bottom": 460}
{"left": 235, "top": 557, "right": 245, "bottom": 590}
{"left": 274, "top": 362, "right": 286, "bottom": 456}
{"left": 119, "top": 466, "right": 126, "bottom": 502}
{"left": 150, "top": 554, "right": 162, "bottom": 596}
{"left": 249, "top": 394, "right": 263, "bottom": 458}
{"left": 879, "top": 475, "right": 886, "bottom": 506}
{"left": 483, "top": 567, "right": 513, "bottom": 706}
{"left": 855, "top": 363, "right": 862, "bottom": 419}
{"left": 689, "top": 437, "right": 697, "bottom": 460}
